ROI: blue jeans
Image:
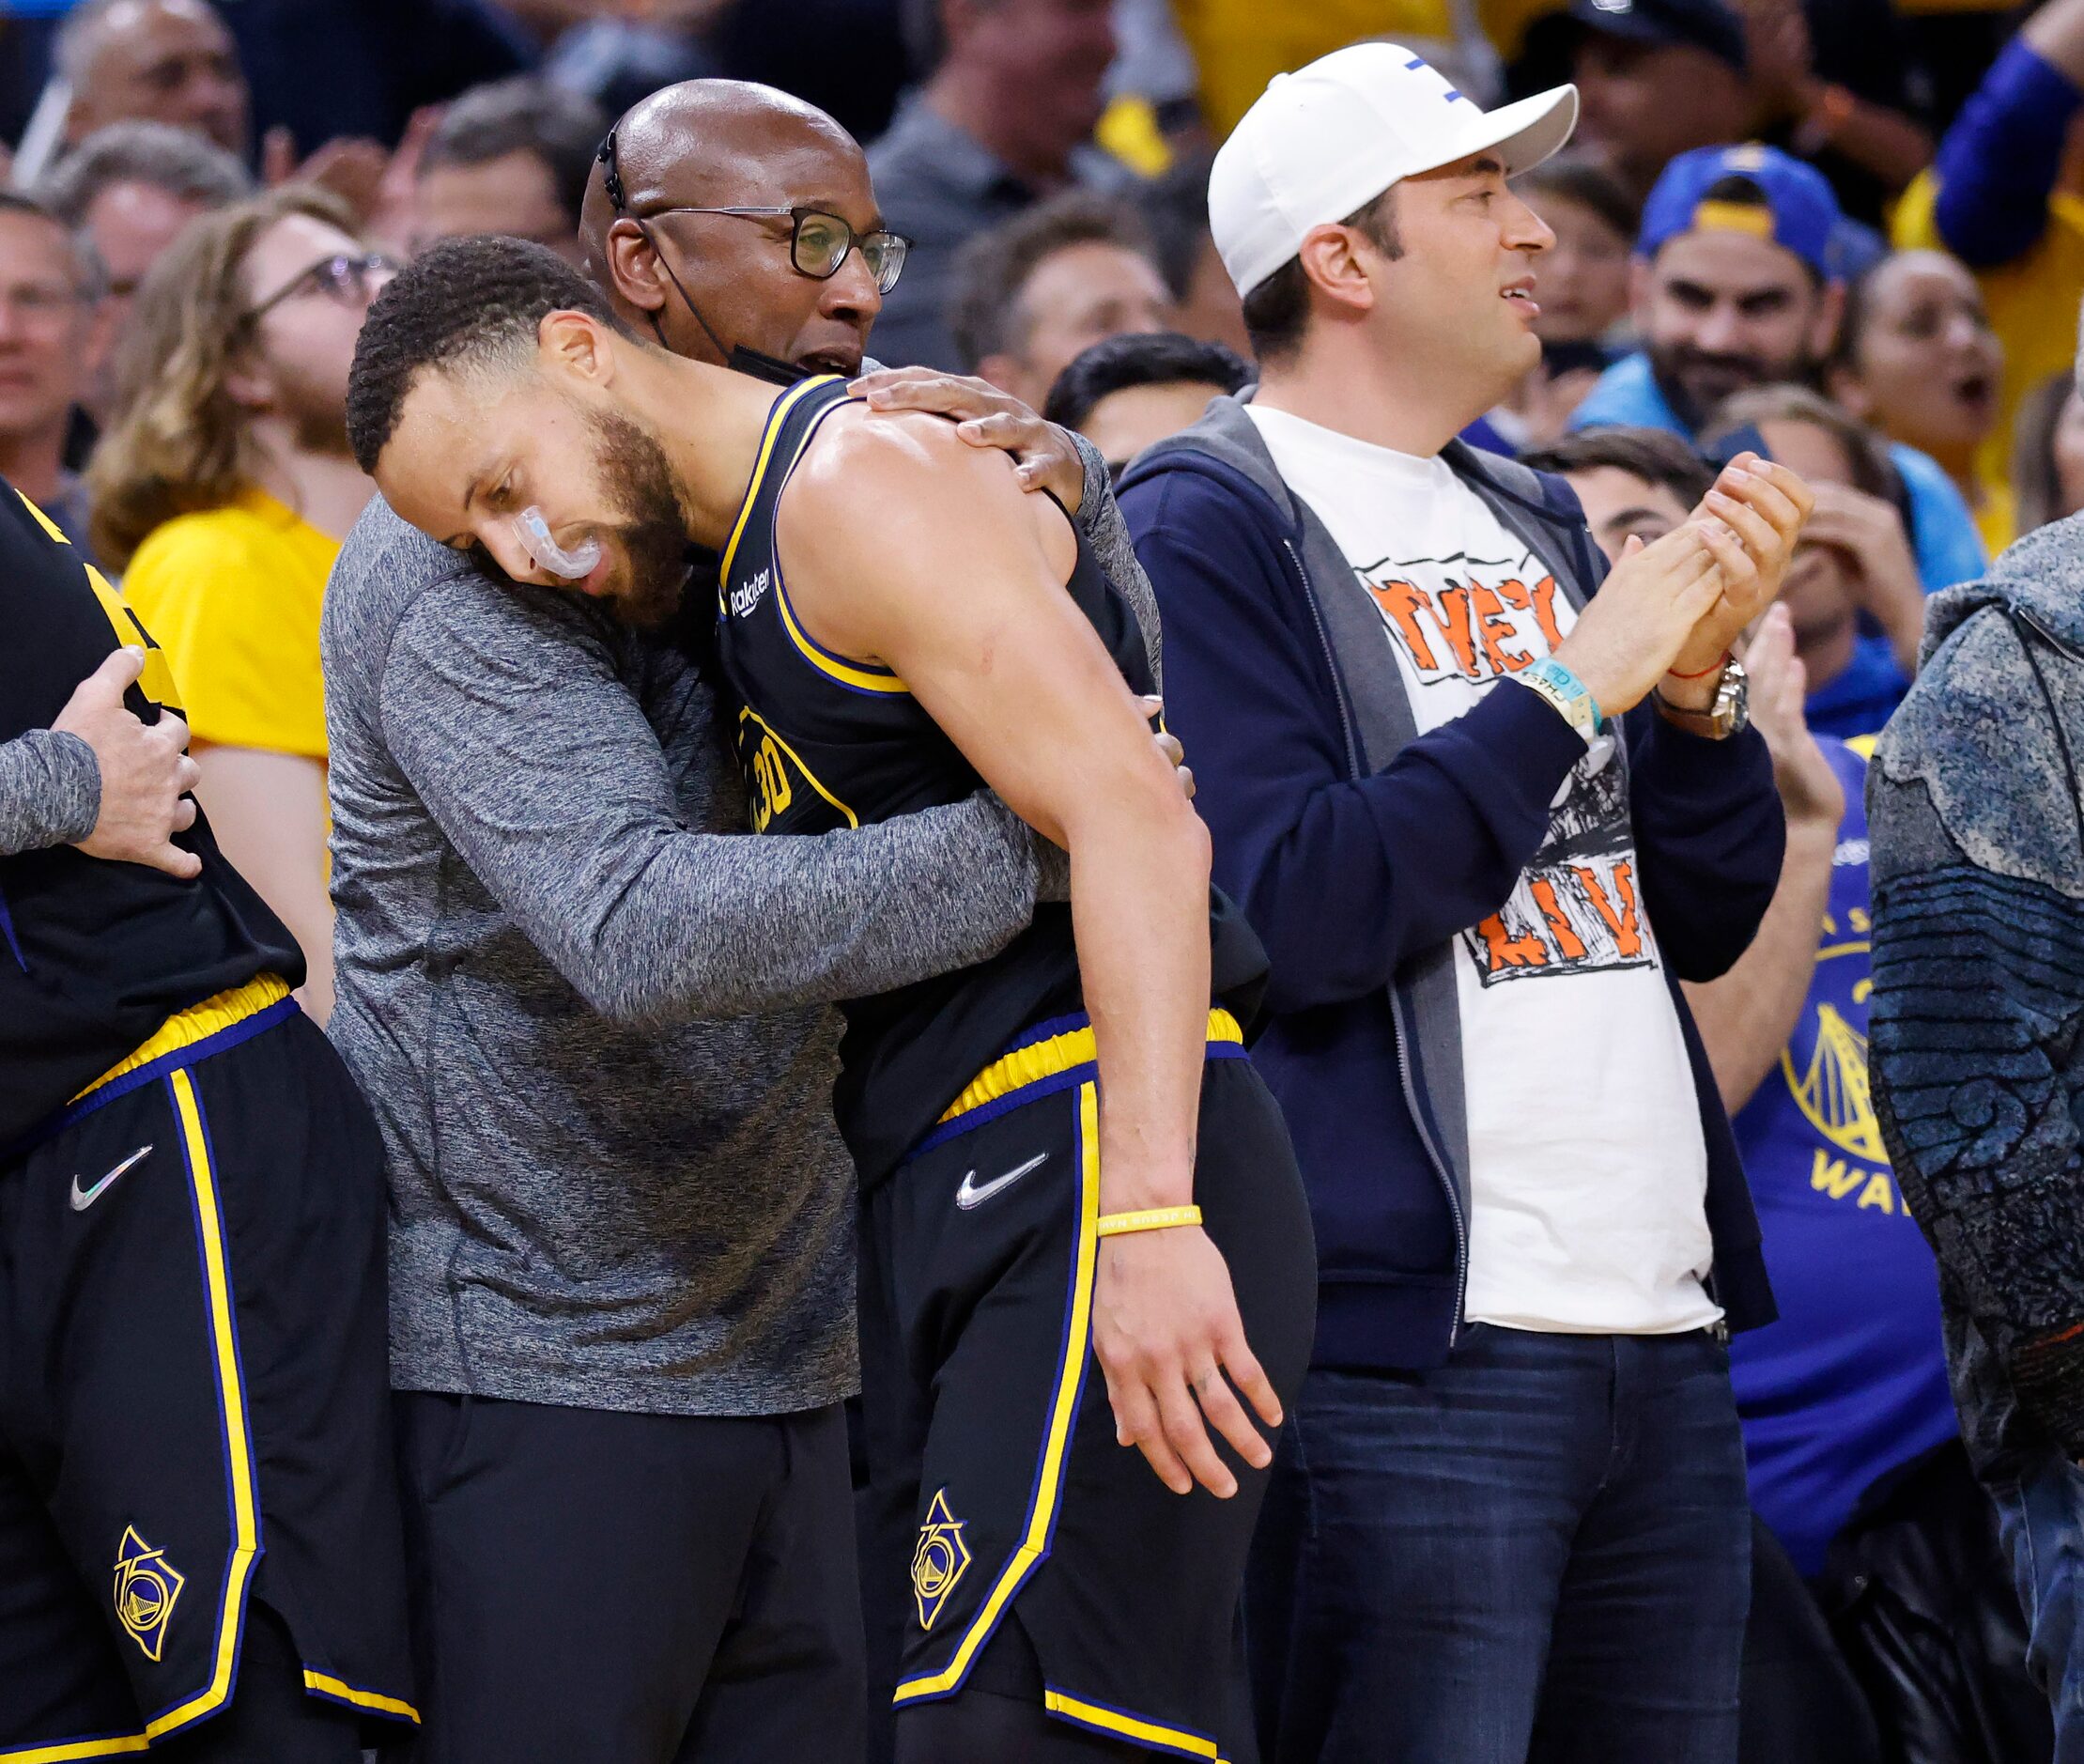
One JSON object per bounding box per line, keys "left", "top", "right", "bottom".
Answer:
{"left": 1245, "top": 1325, "right": 1751, "bottom": 1764}
{"left": 1994, "top": 1449, "right": 2084, "bottom": 1760}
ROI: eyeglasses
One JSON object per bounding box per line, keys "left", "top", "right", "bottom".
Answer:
{"left": 243, "top": 251, "right": 398, "bottom": 325}
{"left": 639, "top": 206, "right": 909, "bottom": 294}
{"left": 594, "top": 125, "right": 907, "bottom": 294}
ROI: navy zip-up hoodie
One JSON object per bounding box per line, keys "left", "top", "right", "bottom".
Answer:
{"left": 1119, "top": 396, "right": 1781, "bottom": 1371}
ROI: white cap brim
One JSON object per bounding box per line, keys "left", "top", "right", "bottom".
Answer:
{"left": 1451, "top": 84, "right": 1580, "bottom": 181}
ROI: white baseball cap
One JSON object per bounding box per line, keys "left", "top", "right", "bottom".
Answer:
{"left": 1210, "top": 42, "right": 1580, "bottom": 298}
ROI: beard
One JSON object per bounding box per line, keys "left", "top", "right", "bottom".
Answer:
{"left": 586, "top": 406, "right": 695, "bottom": 632}
{"left": 1647, "top": 338, "right": 1818, "bottom": 433}
{"left": 261, "top": 349, "right": 355, "bottom": 458}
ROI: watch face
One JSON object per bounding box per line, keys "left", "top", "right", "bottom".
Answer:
{"left": 1717, "top": 664, "right": 1750, "bottom": 737}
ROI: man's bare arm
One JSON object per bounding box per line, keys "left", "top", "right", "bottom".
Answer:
{"left": 1682, "top": 607, "right": 1847, "bottom": 1112}
{"left": 1684, "top": 824, "right": 1835, "bottom": 1112}
{"left": 780, "top": 410, "right": 1279, "bottom": 1497}
{"left": 194, "top": 747, "right": 335, "bottom": 1023}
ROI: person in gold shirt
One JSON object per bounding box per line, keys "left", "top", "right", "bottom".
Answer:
{"left": 88, "top": 184, "right": 394, "bottom": 1022}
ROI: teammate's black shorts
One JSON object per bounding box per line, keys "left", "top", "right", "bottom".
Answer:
{"left": 0, "top": 981, "right": 416, "bottom": 1758}
{"left": 858, "top": 1011, "right": 1317, "bottom": 1762}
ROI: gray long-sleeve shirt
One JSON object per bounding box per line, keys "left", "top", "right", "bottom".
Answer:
{"left": 0, "top": 728, "right": 97, "bottom": 857}
{"left": 325, "top": 498, "right": 1064, "bottom": 1417}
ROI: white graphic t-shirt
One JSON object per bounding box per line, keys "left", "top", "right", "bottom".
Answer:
{"left": 1248, "top": 404, "right": 1720, "bottom": 1335}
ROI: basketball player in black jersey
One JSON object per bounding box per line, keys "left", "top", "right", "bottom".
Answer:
{"left": 350, "top": 238, "right": 1329, "bottom": 1763}
{"left": 0, "top": 485, "right": 415, "bottom": 1759}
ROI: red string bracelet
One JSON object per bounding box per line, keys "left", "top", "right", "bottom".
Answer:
{"left": 1665, "top": 652, "right": 1730, "bottom": 681}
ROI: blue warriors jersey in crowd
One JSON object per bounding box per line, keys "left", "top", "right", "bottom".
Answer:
{"left": 713, "top": 373, "right": 1266, "bottom": 1184}
{"left": 1727, "top": 735, "right": 1959, "bottom": 1575}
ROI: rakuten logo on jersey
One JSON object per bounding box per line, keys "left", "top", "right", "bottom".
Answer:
{"left": 731, "top": 568, "right": 771, "bottom": 618}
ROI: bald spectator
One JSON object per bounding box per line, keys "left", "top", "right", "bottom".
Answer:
{"left": 0, "top": 195, "right": 107, "bottom": 550}
{"left": 56, "top": 0, "right": 247, "bottom": 160}
{"left": 413, "top": 77, "right": 605, "bottom": 263}
{"left": 36, "top": 121, "right": 251, "bottom": 423}
{"left": 948, "top": 191, "right": 1171, "bottom": 412}
{"left": 867, "top": 0, "right": 1130, "bottom": 368}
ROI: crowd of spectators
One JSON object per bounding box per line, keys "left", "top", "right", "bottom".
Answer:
{"left": 19, "top": 0, "right": 2084, "bottom": 1755}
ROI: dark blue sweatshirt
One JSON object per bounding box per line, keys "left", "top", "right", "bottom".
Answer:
{"left": 1120, "top": 397, "right": 1781, "bottom": 1371}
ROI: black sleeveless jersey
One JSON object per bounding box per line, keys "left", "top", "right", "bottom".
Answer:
{"left": 713, "top": 375, "right": 1266, "bottom": 1185}
{"left": 0, "top": 486, "right": 301, "bottom": 1145}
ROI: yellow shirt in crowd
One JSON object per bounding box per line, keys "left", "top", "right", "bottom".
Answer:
{"left": 120, "top": 488, "right": 340, "bottom": 760}
{"left": 1172, "top": 0, "right": 1562, "bottom": 135}
{"left": 1893, "top": 167, "right": 2084, "bottom": 552}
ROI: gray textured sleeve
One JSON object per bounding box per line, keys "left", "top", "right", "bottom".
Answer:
{"left": 376, "top": 576, "right": 1045, "bottom": 1026}
{"left": 1070, "top": 430, "right": 1163, "bottom": 690}
{"left": 0, "top": 728, "right": 100, "bottom": 857}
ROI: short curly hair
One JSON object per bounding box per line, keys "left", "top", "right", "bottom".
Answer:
{"left": 346, "top": 234, "right": 627, "bottom": 474}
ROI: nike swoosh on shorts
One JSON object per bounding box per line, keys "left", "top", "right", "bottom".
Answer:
{"left": 70, "top": 1144, "right": 152, "bottom": 1213}
{"left": 955, "top": 1152, "right": 1049, "bottom": 1210}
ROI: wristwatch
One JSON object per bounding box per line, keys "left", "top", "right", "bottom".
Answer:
{"left": 1652, "top": 657, "right": 1751, "bottom": 740}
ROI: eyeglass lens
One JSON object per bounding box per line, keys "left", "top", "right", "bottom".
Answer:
{"left": 317, "top": 255, "right": 394, "bottom": 301}
{"left": 790, "top": 212, "right": 907, "bottom": 294}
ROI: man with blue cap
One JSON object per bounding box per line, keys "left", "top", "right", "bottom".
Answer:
{"left": 1570, "top": 142, "right": 1988, "bottom": 591}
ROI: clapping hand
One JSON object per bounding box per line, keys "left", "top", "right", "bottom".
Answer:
{"left": 1666, "top": 453, "right": 1814, "bottom": 689}
{"left": 1740, "top": 604, "right": 1844, "bottom": 830}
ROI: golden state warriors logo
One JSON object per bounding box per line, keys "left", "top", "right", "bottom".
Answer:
{"left": 1780, "top": 905, "right": 1912, "bottom": 1216}
{"left": 113, "top": 1525, "right": 184, "bottom": 1662}
{"left": 912, "top": 1489, "right": 971, "bottom": 1632}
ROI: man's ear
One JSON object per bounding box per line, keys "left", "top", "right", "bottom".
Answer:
{"left": 1295, "top": 222, "right": 1377, "bottom": 318}
{"left": 602, "top": 217, "right": 668, "bottom": 319}
{"left": 80, "top": 296, "right": 118, "bottom": 387}
{"left": 1627, "top": 255, "right": 1653, "bottom": 327}
{"left": 1811, "top": 279, "right": 1848, "bottom": 360}
{"left": 538, "top": 308, "right": 618, "bottom": 387}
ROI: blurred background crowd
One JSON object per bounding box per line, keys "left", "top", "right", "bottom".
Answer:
{"left": 16, "top": 0, "right": 2084, "bottom": 1757}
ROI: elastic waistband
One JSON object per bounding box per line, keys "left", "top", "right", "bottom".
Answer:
{"left": 7, "top": 974, "right": 298, "bottom": 1161}
{"left": 76, "top": 973, "right": 295, "bottom": 1104}
{"left": 910, "top": 1008, "right": 1243, "bottom": 1162}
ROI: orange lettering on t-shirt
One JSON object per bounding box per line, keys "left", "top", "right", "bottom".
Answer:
{"left": 1434, "top": 584, "right": 1480, "bottom": 677}
{"left": 1476, "top": 911, "right": 1549, "bottom": 974}
{"left": 1366, "top": 577, "right": 1442, "bottom": 673}
{"left": 1527, "top": 875, "right": 1588, "bottom": 960}
{"left": 1573, "top": 859, "right": 1644, "bottom": 959}
{"left": 1527, "top": 576, "right": 1567, "bottom": 651}
{"left": 1471, "top": 582, "right": 1532, "bottom": 675}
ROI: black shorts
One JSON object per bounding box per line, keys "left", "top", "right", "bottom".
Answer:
{"left": 393, "top": 1394, "right": 865, "bottom": 1764}
{"left": 0, "top": 983, "right": 415, "bottom": 1757}
{"left": 859, "top": 1011, "right": 1317, "bottom": 1760}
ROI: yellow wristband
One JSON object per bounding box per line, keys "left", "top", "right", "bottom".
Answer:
{"left": 1095, "top": 1205, "right": 1204, "bottom": 1239}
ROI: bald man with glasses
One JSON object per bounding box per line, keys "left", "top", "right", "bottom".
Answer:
{"left": 322, "top": 79, "right": 1173, "bottom": 1764}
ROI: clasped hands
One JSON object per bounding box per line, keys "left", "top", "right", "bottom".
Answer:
{"left": 1557, "top": 452, "right": 1814, "bottom": 720}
